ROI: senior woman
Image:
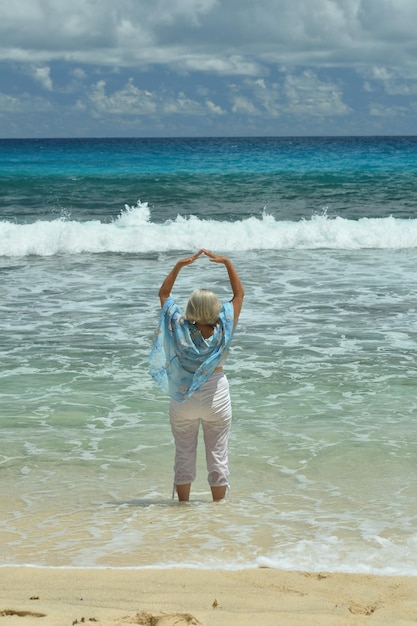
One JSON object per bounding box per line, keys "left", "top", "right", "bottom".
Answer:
{"left": 149, "top": 249, "right": 244, "bottom": 502}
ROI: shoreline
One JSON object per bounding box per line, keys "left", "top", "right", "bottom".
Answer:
{"left": 1, "top": 566, "right": 417, "bottom": 626}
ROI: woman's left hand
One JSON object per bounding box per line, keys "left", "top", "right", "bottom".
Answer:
{"left": 176, "top": 249, "right": 204, "bottom": 267}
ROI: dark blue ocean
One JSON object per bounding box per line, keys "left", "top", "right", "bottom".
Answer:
{"left": 1, "top": 137, "right": 417, "bottom": 573}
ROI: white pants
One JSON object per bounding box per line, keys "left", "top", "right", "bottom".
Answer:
{"left": 169, "top": 372, "right": 232, "bottom": 487}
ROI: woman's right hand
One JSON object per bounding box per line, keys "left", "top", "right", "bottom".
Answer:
{"left": 202, "top": 249, "right": 228, "bottom": 264}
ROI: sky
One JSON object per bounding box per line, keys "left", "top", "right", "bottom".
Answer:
{"left": 1, "top": 0, "right": 417, "bottom": 137}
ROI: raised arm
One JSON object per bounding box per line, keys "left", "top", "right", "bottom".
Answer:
{"left": 158, "top": 250, "right": 203, "bottom": 307}
{"left": 202, "top": 249, "right": 244, "bottom": 327}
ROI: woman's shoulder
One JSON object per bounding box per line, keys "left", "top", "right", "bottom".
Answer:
{"left": 162, "top": 296, "right": 179, "bottom": 313}
{"left": 220, "top": 300, "right": 234, "bottom": 321}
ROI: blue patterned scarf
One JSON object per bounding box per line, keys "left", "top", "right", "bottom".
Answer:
{"left": 149, "top": 296, "right": 234, "bottom": 402}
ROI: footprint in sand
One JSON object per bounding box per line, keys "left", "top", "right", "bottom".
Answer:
{"left": 348, "top": 602, "right": 378, "bottom": 615}
{"left": 122, "top": 611, "right": 200, "bottom": 625}
{"left": 0, "top": 609, "right": 46, "bottom": 618}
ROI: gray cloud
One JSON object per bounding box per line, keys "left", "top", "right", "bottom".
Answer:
{"left": 1, "top": 0, "right": 417, "bottom": 71}
{"left": 1, "top": 0, "right": 417, "bottom": 136}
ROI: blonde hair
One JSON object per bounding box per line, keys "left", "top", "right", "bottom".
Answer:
{"left": 185, "top": 289, "right": 221, "bottom": 326}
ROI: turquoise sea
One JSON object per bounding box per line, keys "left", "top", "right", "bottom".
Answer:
{"left": 1, "top": 137, "right": 417, "bottom": 573}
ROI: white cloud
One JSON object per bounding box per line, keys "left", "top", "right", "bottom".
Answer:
{"left": 0, "top": 91, "right": 52, "bottom": 113}
{"left": 283, "top": 70, "right": 350, "bottom": 116}
{"left": 179, "top": 55, "right": 262, "bottom": 76}
{"left": 0, "top": 92, "right": 22, "bottom": 113}
{"left": 85, "top": 78, "right": 223, "bottom": 119}
{"left": 242, "top": 79, "right": 281, "bottom": 117}
{"left": 231, "top": 95, "right": 260, "bottom": 116}
{"left": 71, "top": 68, "right": 87, "bottom": 81}
{"left": 162, "top": 92, "right": 205, "bottom": 115}
{"left": 205, "top": 99, "right": 224, "bottom": 115}
{"left": 230, "top": 71, "right": 350, "bottom": 118}
{"left": 369, "top": 103, "right": 408, "bottom": 117}
{"left": 88, "top": 79, "right": 157, "bottom": 116}
{"left": 360, "top": 65, "right": 417, "bottom": 96}
{"left": 31, "top": 66, "right": 53, "bottom": 91}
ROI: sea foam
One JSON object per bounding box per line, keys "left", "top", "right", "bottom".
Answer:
{"left": 1, "top": 201, "right": 417, "bottom": 257}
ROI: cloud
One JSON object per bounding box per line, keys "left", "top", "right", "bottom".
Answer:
{"left": 231, "top": 95, "right": 260, "bottom": 116}
{"left": 0, "top": 91, "right": 52, "bottom": 114}
{"left": 0, "top": 92, "right": 24, "bottom": 114}
{"left": 230, "top": 70, "right": 350, "bottom": 118}
{"left": 178, "top": 55, "right": 262, "bottom": 76}
{"left": 85, "top": 78, "right": 224, "bottom": 119}
{"left": 360, "top": 65, "right": 417, "bottom": 96}
{"left": 357, "top": 0, "right": 417, "bottom": 43}
{"left": 88, "top": 79, "right": 157, "bottom": 116}
{"left": 282, "top": 70, "right": 350, "bottom": 116}
{"left": 1, "top": 0, "right": 417, "bottom": 72}
{"left": 1, "top": 0, "right": 417, "bottom": 136}
{"left": 205, "top": 99, "right": 224, "bottom": 115}
{"left": 0, "top": 0, "right": 117, "bottom": 54}
{"left": 369, "top": 102, "right": 408, "bottom": 117}
{"left": 147, "top": 0, "right": 218, "bottom": 27}
{"left": 71, "top": 68, "right": 87, "bottom": 81}
{"left": 31, "top": 66, "right": 53, "bottom": 91}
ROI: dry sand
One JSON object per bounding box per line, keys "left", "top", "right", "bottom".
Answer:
{"left": 1, "top": 566, "right": 417, "bottom": 626}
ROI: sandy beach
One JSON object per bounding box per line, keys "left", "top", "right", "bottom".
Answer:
{"left": 1, "top": 567, "right": 417, "bottom": 626}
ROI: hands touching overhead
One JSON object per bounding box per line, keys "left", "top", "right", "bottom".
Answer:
{"left": 158, "top": 249, "right": 244, "bottom": 326}
{"left": 173, "top": 249, "right": 228, "bottom": 267}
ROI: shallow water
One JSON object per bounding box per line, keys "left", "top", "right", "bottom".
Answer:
{"left": 2, "top": 247, "right": 417, "bottom": 574}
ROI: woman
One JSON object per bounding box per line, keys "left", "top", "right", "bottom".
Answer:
{"left": 149, "top": 249, "right": 244, "bottom": 502}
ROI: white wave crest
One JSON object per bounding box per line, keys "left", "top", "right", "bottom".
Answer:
{"left": 1, "top": 201, "right": 417, "bottom": 257}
